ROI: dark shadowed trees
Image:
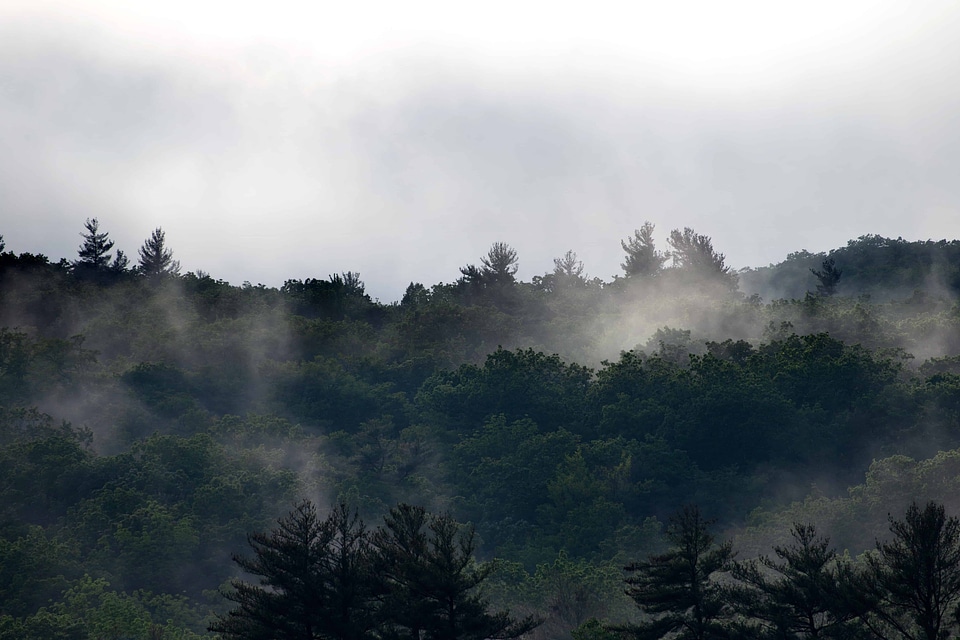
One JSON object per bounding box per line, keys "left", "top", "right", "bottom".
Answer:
{"left": 213, "top": 501, "right": 537, "bottom": 640}
{"left": 210, "top": 501, "right": 377, "bottom": 640}
{"left": 373, "top": 503, "right": 540, "bottom": 640}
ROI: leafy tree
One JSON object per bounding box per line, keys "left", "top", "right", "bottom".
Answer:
{"left": 730, "top": 523, "right": 863, "bottom": 638}
{"left": 810, "top": 257, "right": 842, "bottom": 297}
{"left": 621, "top": 222, "right": 668, "bottom": 278}
{"left": 75, "top": 218, "right": 114, "bottom": 270}
{"left": 859, "top": 501, "right": 960, "bottom": 640}
{"left": 138, "top": 227, "right": 180, "bottom": 278}
{"left": 621, "top": 505, "right": 734, "bottom": 640}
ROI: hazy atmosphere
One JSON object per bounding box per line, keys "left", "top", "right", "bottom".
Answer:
{"left": 2, "top": 0, "right": 959, "bottom": 300}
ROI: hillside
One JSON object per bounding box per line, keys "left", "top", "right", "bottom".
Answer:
{"left": 4, "top": 229, "right": 960, "bottom": 638}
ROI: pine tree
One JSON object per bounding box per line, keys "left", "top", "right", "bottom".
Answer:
{"left": 810, "top": 257, "right": 842, "bottom": 297}
{"left": 480, "top": 242, "right": 519, "bottom": 286}
{"left": 667, "top": 227, "right": 738, "bottom": 289}
{"left": 372, "top": 504, "right": 540, "bottom": 640}
{"left": 210, "top": 502, "right": 377, "bottom": 640}
{"left": 621, "top": 222, "right": 667, "bottom": 278}
{"left": 75, "top": 218, "right": 114, "bottom": 270}
{"left": 621, "top": 505, "right": 734, "bottom": 640}
{"left": 860, "top": 501, "right": 960, "bottom": 640}
{"left": 137, "top": 227, "right": 180, "bottom": 278}
{"left": 730, "top": 523, "right": 864, "bottom": 638}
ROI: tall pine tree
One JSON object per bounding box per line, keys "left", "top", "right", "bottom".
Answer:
{"left": 621, "top": 505, "right": 734, "bottom": 640}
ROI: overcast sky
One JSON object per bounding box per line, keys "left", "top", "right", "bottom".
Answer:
{"left": 1, "top": 0, "right": 959, "bottom": 301}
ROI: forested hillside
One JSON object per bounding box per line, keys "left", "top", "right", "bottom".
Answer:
{"left": 4, "top": 223, "right": 960, "bottom": 638}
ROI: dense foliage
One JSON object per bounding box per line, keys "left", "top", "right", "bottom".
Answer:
{"left": 5, "top": 225, "right": 960, "bottom": 638}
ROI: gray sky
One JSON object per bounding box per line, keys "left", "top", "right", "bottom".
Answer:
{"left": 2, "top": 0, "right": 959, "bottom": 301}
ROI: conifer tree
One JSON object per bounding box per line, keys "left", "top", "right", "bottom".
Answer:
{"left": 621, "top": 222, "right": 667, "bottom": 278}
{"left": 137, "top": 227, "right": 180, "bottom": 278}
{"left": 75, "top": 218, "right": 114, "bottom": 270}
{"left": 860, "top": 501, "right": 960, "bottom": 640}
{"left": 210, "top": 502, "right": 377, "bottom": 640}
{"left": 730, "top": 523, "right": 864, "bottom": 638}
{"left": 372, "top": 504, "right": 539, "bottom": 640}
{"left": 622, "top": 505, "right": 734, "bottom": 640}
{"left": 480, "top": 242, "right": 519, "bottom": 286}
{"left": 810, "top": 257, "right": 842, "bottom": 297}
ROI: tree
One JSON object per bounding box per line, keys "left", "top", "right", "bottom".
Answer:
{"left": 554, "top": 250, "right": 585, "bottom": 280}
{"left": 621, "top": 222, "right": 667, "bottom": 278}
{"left": 210, "top": 501, "right": 377, "bottom": 640}
{"left": 621, "top": 505, "right": 734, "bottom": 640}
{"left": 372, "top": 503, "right": 540, "bottom": 640}
{"left": 138, "top": 227, "right": 180, "bottom": 278}
{"left": 859, "top": 501, "right": 960, "bottom": 640}
{"left": 75, "top": 218, "right": 114, "bottom": 270}
{"left": 480, "top": 242, "right": 519, "bottom": 286}
{"left": 667, "top": 227, "right": 736, "bottom": 288}
{"left": 810, "top": 257, "right": 842, "bottom": 297}
{"left": 110, "top": 250, "right": 129, "bottom": 273}
{"left": 730, "top": 523, "right": 863, "bottom": 638}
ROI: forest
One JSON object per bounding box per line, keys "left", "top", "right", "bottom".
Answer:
{"left": 4, "top": 221, "right": 960, "bottom": 638}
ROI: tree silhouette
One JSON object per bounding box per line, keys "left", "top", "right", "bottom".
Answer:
{"left": 554, "top": 250, "right": 585, "bottom": 279}
{"left": 480, "top": 242, "right": 519, "bottom": 286}
{"left": 621, "top": 222, "right": 667, "bottom": 278}
{"left": 76, "top": 218, "right": 114, "bottom": 270}
{"left": 621, "top": 505, "right": 734, "bottom": 640}
{"left": 730, "top": 523, "right": 863, "bottom": 638}
{"left": 138, "top": 228, "right": 180, "bottom": 278}
{"left": 210, "top": 502, "right": 377, "bottom": 640}
{"left": 810, "top": 257, "right": 842, "bottom": 297}
{"left": 860, "top": 501, "right": 960, "bottom": 640}
{"left": 372, "top": 503, "right": 539, "bottom": 640}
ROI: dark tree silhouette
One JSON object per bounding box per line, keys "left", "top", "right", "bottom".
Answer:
{"left": 730, "top": 523, "right": 864, "bottom": 638}
{"left": 667, "top": 228, "right": 731, "bottom": 276}
{"left": 554, "top": 250, "right": 585, "bottom": 279}
{"left": 810, "top": 257, "right": 842, "bottom": 297}
{"left": 480, "top": 242, "right": 519, "bottom": 286}
{"left": 621, "top": 505, "right": 734, "bottom": 640}
{"left": 210, "top": 502, "right": 377, "bottom": 640}
{"left": 621, "top": 222, "right": 667, "bottom": 278}
{"left": 372, "top": 503, "right": 540, "bottom": 640}
{"left": 859, "top": 501, "right": 960, "bottom": 640}
{"left": 138, "top": 227, "right": 180, "bottom": 278}
{"left": 75, "top": 218, "right": 114, "bottom": 270}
